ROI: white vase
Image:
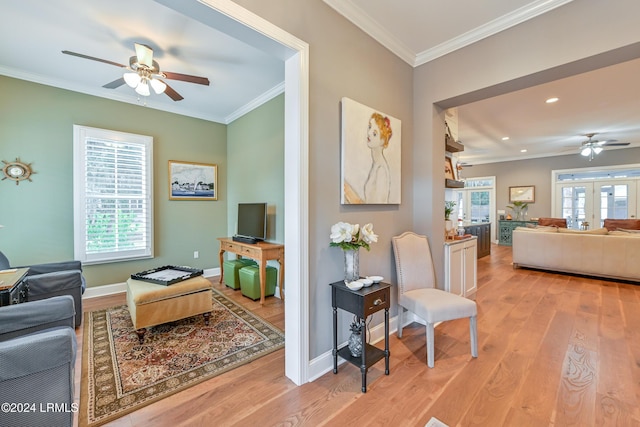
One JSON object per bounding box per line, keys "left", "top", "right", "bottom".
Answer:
{"left": 343, "top": 248, "right": 360, "bottom": 282}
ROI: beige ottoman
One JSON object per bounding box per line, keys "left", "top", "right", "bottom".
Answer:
{"left": 126, "top": 276, "right": 212, "bottom": 343}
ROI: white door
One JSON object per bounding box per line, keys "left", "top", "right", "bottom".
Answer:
{"left": 556, "top": 181, "right": 637, "bottom": 229}
{"left": 454, "top": 176, "right": 495, "bottom": 226}
{"left": 557, "top": 183, "right": 594, "bottom": 229}
{"left": 595, "top": 180, "right": 637, "bottom": 227}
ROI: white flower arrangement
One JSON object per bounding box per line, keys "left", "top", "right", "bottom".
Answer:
{"left": 329, "top": 221, "right": 378, "bottom": 251}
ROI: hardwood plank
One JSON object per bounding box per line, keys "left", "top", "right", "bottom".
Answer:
{"left": 553, "top": 341, "right": 597, "bottom": 425}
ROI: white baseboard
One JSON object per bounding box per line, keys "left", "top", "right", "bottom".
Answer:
{"left": 83, "top": 267, "right": 221, "bottom": 299}
{"left": 81, "top": 267, "right": 288, "bottom": 300}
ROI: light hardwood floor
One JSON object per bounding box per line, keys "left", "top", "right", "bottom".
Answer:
{"left": 75, "top": 244, "right": 640, "bottom": 426}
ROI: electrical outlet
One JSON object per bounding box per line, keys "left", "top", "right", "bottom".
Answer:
{"left": 193, "top": 251, "right": 199, "bottom": 259}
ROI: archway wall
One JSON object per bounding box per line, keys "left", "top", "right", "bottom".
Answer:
{"left": 232, "top": 0, "right": 416, "bottom": 359}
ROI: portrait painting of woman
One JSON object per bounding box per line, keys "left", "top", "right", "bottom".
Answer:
{"left": 341, "top": 97, "right": 401, "bottom": 204}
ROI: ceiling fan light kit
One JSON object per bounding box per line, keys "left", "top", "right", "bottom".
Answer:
{"left": 62, "top": 42, "right": 210, "bottom": 101}
{"left": 149, "top": 78, "right": 166, "bottom": 94}
{"left": 578, "top": 133, "right": 630, "bottom": 161}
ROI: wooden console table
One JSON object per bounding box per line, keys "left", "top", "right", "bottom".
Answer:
{"left": 218, "top": 237, "right": 284, "bottom": 305}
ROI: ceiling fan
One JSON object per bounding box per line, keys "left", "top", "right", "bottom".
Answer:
{"left": 62, "top": 43, "right": 210, "bottom": 101}
{"left": 579, "top": 133, "right": 630, "bottom": 161}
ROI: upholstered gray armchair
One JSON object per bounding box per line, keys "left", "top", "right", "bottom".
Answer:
{"left": 0, "top": 251, "right": 85, "bottom": 327}
{"left": 0, "top": 295, "right": 77, "bottom": 427}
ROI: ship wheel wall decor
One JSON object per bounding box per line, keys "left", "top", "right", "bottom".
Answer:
{"left": 2, "top": 158, "right": 35, "bottom": 185}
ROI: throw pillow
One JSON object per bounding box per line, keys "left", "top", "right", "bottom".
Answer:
{"left": 537, "top": 217, "right": 567, "bottom": 228}
{"left": 603, "top": 219, "right": 640, "bottom": 231}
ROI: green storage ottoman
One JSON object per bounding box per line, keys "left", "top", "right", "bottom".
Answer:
{"left": 223, "top": 259, "right": 257, "bottom": 290}
{"left": 238, "top": 265, "right": 277, "bottom": 301}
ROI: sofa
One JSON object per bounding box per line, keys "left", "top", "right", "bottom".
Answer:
{"left": 512, "top": 226, "right": 640, "bottom": 282}
{"left": 0, "top": 296, "right": 77, "bottom": 427}
{"left": 0, "top": 251, "right": 85, "bottom": 327}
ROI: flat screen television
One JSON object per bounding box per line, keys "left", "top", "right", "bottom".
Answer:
{"left": 235, "top": 203, "right": 267, "bottom": 243}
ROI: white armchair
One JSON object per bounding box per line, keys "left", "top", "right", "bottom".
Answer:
{"left": 392, "top": 231, "right": 478, "bottom": 367}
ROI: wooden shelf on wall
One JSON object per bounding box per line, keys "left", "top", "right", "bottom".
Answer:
{"left": 445, "top": 136, "right": 464, "bottom": 153}
{"left": 445, "top": 179, "right": 465, "bottom": 188}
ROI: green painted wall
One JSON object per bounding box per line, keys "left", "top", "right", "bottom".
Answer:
{"left": 226, "top": 94, "right": 284, "bottom": 243}
{"left": 0, "top": 76, "right": 227, "bottom": 287}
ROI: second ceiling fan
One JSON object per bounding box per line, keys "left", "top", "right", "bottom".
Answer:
{"left": 579, "top": 133, "right": 630, "bottom": 161}
{"left": 62, "top": 43, "right": 210, "bottom": 101}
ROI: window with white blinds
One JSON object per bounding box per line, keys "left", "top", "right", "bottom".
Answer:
{"left": 73, "top": 125, "right": 153, "bottom": 264}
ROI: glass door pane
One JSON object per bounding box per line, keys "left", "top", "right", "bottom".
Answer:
{"left": 596, "top": 181, "right": 637, "bottom": 226}
{"left": 470, "top": 190, "right": 490, "bottom": 223}
{"left": 559, "top": 184, "right": 593, "bottom": 229}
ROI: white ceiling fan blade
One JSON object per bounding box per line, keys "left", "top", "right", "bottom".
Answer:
{"left": 134, "top": 43, "right": 154, "bottom": 68}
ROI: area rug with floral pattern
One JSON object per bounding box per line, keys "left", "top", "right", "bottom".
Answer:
{"left": 79, "top": 289, "right": 284, "bottom": 426}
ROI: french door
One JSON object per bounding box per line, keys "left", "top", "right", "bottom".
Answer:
{"left": 556, "top": 180, "right": 637, "bottom": 229}
{"left": 456, "top": 189, "right": 492, "bottom": 224}
{"left": 597, "top": 180, "right": 637, "bottom": 226}
{"left": 454, "top": 176, "right": 495, "bottom": 238}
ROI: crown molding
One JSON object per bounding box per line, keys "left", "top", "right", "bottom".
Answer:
{"left": 323, "top": 0, "right": 416, "bottom": 66}
{"left": 324, "top": 0, "right": 574, "bottom": 68}
{"left": 415, "top": 0, "right": 574, "bottom": 66}
{"left": 225, "top": 81, "right": 285, "bottom": 124}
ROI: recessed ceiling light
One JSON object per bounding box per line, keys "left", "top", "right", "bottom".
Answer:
{"left": 546, "top": 97, "right": 559, "bottom": 104}
{"left": 502, "top": 137, "right": 510, "bottom": 141}
{"left": 520, "top": 149, "right": 527, "bottom": 153}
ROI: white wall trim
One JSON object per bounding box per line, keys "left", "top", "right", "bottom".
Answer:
{"left": 225, "top": 81, "right": 285, "bottom": 124}
{"left": 197, "top": 0, "right": 311, "bottom": 387}
{"left": 415, "top": 0, "right": 574, "bottom": 66}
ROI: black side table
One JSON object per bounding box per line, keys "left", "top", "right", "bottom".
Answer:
{"left": 0, "top": 267, "right": 29, "bottom": 306}
{"left": 330, "top": 280, "right": 390, "bottom": 392}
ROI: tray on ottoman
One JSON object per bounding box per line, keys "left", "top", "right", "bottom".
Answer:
{"left": 131, "top": 265, "right": 203, "bottom": 286}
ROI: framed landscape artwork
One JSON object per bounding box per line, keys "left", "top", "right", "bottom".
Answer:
{"left": 341, "top": 97, "right": 401, "bottom": 204}
{"left": 169, "top": 160, "right": 217, "bottom": 200}
{"left": 509, "top": 185, "right": 535, "bottom": 203}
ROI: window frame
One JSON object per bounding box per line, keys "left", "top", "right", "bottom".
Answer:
{"left": 73, "top": 125, "right": 154, "bottom": 264}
